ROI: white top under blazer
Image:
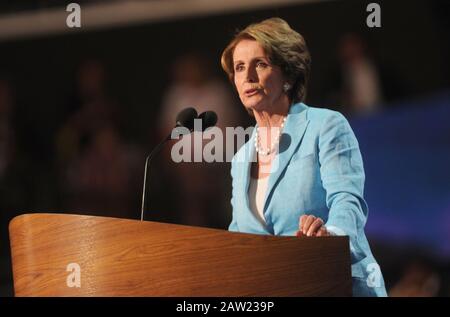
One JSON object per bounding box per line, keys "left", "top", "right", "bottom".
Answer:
{"left": 248, "top": 176, "right": 270, "bottom": 225}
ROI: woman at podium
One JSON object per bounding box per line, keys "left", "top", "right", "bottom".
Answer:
{"left": 221, "top": 17, "right": 387, "bottom": 297}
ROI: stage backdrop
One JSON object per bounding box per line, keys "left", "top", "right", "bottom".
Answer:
{"left": 349, "top": 91, "right": 450, "bottom": 259}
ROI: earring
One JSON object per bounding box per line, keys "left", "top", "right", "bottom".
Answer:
{"left": 283, "top": 83, "right": 291, "bottom": 92}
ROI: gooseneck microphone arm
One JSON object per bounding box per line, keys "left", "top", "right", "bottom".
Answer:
{"left": 140, "top": 133, "right": 171, "bottom": 221}
{"left": 139, "top": 108, "right": 217, "bottom": 222}
{"left": 140, "top": 107, "right": 198, "bottom": 222}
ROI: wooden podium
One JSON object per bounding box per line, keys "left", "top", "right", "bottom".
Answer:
{"left": 9, "top": 213, "right": 352, "bottom": 296}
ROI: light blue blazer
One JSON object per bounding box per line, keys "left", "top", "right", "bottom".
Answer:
{"left": 229, "top": 102, "right": 387, "bottom": 297}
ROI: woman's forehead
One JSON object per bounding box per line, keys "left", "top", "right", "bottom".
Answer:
{"left": 233, "top": 39, "right": 267, "bottom": 61}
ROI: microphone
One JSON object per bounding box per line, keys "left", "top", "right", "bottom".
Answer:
{"left": 176, "top": 107, "right": 198, "bottom": 131}
{"left": 140, "top": 107, "right": 197, "bottom": 221}
{"left": 196, "top": 111, "right": 218, "bottom": 131}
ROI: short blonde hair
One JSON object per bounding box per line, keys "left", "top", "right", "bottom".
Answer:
{"left": 221, "top": 17, "right": 311, "bottom": 103}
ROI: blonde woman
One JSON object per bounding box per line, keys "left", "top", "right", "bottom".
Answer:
{"left": 221, "top": 18, "right": 387, "bottom": 297}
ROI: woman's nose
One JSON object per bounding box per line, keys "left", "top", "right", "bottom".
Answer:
{"left": 245, "top": 66, "right": 257, "bottom": 83}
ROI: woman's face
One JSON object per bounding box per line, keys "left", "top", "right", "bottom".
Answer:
{"left": 233, "top": 39, "right": 286, "bottom": 112}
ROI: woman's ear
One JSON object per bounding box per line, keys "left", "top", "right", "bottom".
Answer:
{"left": 283, "top": 82, "right": 292, "bottom": 92}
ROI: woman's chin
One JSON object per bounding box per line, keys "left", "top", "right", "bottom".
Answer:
{"left": 243, "top": 100, "right": 266, "bottom": 112}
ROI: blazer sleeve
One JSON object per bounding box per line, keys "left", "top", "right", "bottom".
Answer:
{"left": 228, "top": 161, "right": 239, "bottom": 232}
{"left": 318, "top": 111, "right": 368, "bottom": 260}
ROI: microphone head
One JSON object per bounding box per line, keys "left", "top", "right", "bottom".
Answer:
{"left": 175, "top": 107, "right": 198, "bottom": 131}
{"left": 198, "top": 111, "right": 218, "bottom": 131}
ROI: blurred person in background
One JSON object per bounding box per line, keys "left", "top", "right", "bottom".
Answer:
{"left": 56, "top": 59, "right": 120, "bottom": 165}
{"left": 326, "top": 33, "right": 408, "bottom": 117}
{"left": 330, "top": 33, "right": 384, "bottom": 116}
{"left": 56, "top": 60, "right": 141, "bottom": 218}
{"left": 65, "top": 124, "right": 139, "bottom": 218}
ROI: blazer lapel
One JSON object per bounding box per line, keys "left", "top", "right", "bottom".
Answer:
{"left": 233, "top": 103, "right": 309, "bottom": 234}
{"left": 263, "top": 103, "right": 310, "bottom": 214}
{"left": 235, "top": 129, "right": 271, "bottom": 234}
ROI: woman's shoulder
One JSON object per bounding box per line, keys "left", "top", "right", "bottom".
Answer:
{"left": 292, "top": 102, "right": 352, "bottom": 137}
{"left": 301, "top": 103, "right": 348, "bottom": 123}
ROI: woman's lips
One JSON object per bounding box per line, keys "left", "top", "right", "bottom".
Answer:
{"left": 245, "top": 88, "right": 260, "bottom": 97}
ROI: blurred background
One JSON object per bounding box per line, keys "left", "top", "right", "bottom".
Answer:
{"left": 0, "top": 0, "right": 449, "bottom": 297}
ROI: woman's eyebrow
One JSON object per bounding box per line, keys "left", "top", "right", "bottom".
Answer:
{"left": 234, "top": 56, "right": 268, "bottom": 65}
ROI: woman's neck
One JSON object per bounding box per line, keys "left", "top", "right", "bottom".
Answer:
{"left": 252, "top": 97, "right": 290, "bottom": 160}
{"left": 253, "top": 97, "right": 290, "bottom": 128}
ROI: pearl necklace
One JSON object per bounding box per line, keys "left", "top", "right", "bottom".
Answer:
{"left": 254, "top": 116, "right": 287, "bottom": 156}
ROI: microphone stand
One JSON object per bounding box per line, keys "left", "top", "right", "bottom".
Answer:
{"left": 140, "top": 111, "right": 207, "bottom": 221}
{"left": 140, "top": 133, "right": 171, "bottom": 221}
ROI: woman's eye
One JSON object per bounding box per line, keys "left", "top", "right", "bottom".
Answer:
{"left": 256, "top": 61, "right": 268, "bottom": 68}
{"left": 235, "top": 65, "right": 244, "bottom": 72}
